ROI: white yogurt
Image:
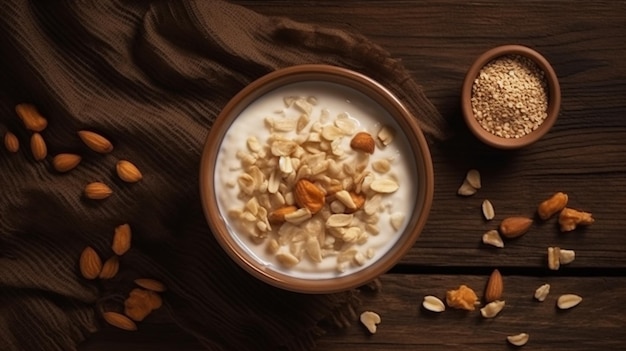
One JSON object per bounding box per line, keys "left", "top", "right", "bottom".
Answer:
{"left": 213, "top": 81, "right": 417, "bottom": 280}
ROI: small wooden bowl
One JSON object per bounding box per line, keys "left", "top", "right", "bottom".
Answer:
{"left": 461, "top": 45, "right": 561, "bottom": 149}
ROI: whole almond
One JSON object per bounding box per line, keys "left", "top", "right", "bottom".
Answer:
{"left": 102, "top": 311, "right": 137, "bottom": 331}
{"left": 15, "top": 103, "right": 48, "bottom": 132}
{"left": 78, "top": 130, "right": 113, "bottom": 153}
{"left": 498, "top": 216, "right": 533, "bottom": 238}
{"left": 84, "top": 182, "right": 113, "bottom": 200}
{"left": 30, "top": 133, "right": 47, "bottom": 161}
{"left": 484, "top": 269, "right": 504, "bottom": 303}
{"left": 99, "top": 256, "right": 120, "bottom": 279}
{"left": 134, "top": 278, "right": 167, "bottom": 292}
{"left": 52, "top": 153, "right": 82, "bottom": 172}
{"left": 294, "top": 179, "right": 325, "bottom": 214}
{"left": 79, "top": 246, "right": 102, "bottom": 280}
{"left": 4, "top": 131, "right": 19, "bottom": 153}
{"left": 116, "top": 160, "right": 143, "bottom": 183}
{"left": 537, "top": 192, "right": 568, "bottom": 220}
{"left": 112, "top": 223, "right": 132, "bottom": 255}
{"left": 350, "top": 132, "right": 375, "bottom": 154}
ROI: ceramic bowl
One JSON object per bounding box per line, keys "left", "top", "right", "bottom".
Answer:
{"left": 461, "top": 45, "right": 561, "bottom": 149}
{"left": 200, "top": 64, "right": 434, "bottom": 293}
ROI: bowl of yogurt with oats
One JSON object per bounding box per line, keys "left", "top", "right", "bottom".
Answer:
{"left": 200, "top": 64, "right": 434, "bottom": 293}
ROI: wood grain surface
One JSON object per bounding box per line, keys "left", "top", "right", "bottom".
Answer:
{"left": 80, "top": 1, "right": 626, "bottom": 350}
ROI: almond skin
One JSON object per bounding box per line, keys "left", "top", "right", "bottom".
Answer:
{"left": 498, "top": 216, "right": 533, "bottom": 238}
{"left": 4, "top": 131, "right": 19, "bottom": 153}
{"left": 102, "top": 311, "right": 137, "bottom": 331}
{"left": 30, "top": 132, "right": 47, "bottom": 161}
{"left": 52, "top": 153, "right": 82, "bottom": 172}
{"left": 15, "top": 103, "right": 48, "bottom": 132}
{"left": 112, "top": 223, "right": 132, "bottom": 255}
{"left": 84, "top": 182, "right": 113, "bottom": 200}
{"left": 79, "top": 246, "right": 102, "bottom": 280}
{"left": 350, "top": 132, "right": 375, "bottom": 154}
{"left": 99, "top": 256, "right": 120, "bottom": 279}
{"left": 78, "top": 130, "right": 113, "bottom": 153}
{"left": 294, "top": 179, "right": 325, "bottom": 214}
{"left": 484, "top": 269, "right": 503, "bottom": 303}
{"left": 116, "top": 160, "right": 143, "bottom": 183}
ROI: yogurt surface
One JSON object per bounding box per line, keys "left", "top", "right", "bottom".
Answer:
{"left": 213, "top": 80, "right": 418, "bottom": 280}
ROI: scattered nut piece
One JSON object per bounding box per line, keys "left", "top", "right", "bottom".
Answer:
{"left": 350, "top": 132, "right": 375, "bottom": 154}
{"left": 4, "top": 131, "right": 19, "bottom": 153}
{"left": 480, "top": 300, "right": 505, "bottom": 318}
{"left": 276, "top": 252, "right": 300, "bottom": 267}
{"left": 79, "top": 246, "right": 102, "bottom": 280}
{"left": 268, "top": 206, "right": 297, "bottom": 223}
{"left": 30, "top": 132, "right": 47, "bottom": 161}
{"left": 102, "top": 311, "right": 137, "bottom": 331}
{"left": 446, "top": 285, "right": 479, "bottom": 311}
{"left": 359, "top": 311, "right": 381, "bottom": 334}
{"left": 534, "top": 283, "right": 551, "bottom": 302}
{"left": 98, "top": 256, "right": 120, "bottom": 279}
{"left": 482, "top": 229, "right": 504, "bottom": 248}
{"left": 15, "top": 103, "right": 48, "bottom": 132}
{"left": 558, "top": 207, "right": 594, "bottom": 232}
{"left": 134, "top": 278, "right": 167, "bottom": 292}
{"left": 465, "top": 169, "right": 481, "bottom": 189}
{"left": 78, "top": 130, "right": 113, "bottom": 153}
{"left": 389, "top": 212, "right": 405, "bottom": 231}
{"left": 377, "top": 125, "right": 394, "bottom": 146}
{"left": 422, "top": 295, "right": 446, "bottom": 312}
{"left": 559, "top": 249, "right": 576, "bottom": 265}
{"left": 537, "top": 192, "right": 568, "bottom": 220}
{"left": 484, "top": 269, "right": 503, "bottom": 303}
{"left": 84, "top": 182, "right": 113, "bottom": 200}
{"left": 112, "top": 224, "right": 132, "bottom": 256}
{"left": 124, "top": 288, "right": 162, "bottom": 322}
{"left": 370, "top": 178, "right": 399, "bottom": 193}
{"left": 482, "top": 199, "right": 495, "bottom": 220}
{"left": 498, "top": 216, "right": 533, "bottom": 239}
{"left": 547, "top": 246, "right": 561, "bottom": 270}
{"left": 116, "top": 160, "right": 143, "bottom": 183}
{"left": 557, "top": 294, "right": 583, "bottom": 310}
{"left": 457, "top": 179, "right": 477, "bottom": 196}
{"left": 507, "top": 333, "right": 529, "bottom": 347}
{"left": 52, "top": 153, "right": 82, "bottom": 172}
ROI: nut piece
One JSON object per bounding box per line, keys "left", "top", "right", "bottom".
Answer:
{"left": 30, "top": 132, "right": 47, "bottom": 161}
{"left": 457, "top": 179, "right": 477, "bottom": 196}
{"left": 507, "top": 333, "right": 529, "bottom": 347}
{"left": 268, "top": 205, "right": 297, "bottom": 223}
{"left": 480, "top": 300, "right": 505, "bottom": 318}
{"left": 350, "top": 132, "right": 375, "bottom": 154}
{"left": 112, "top": 223, "right": 132, "bottom": 255}
{"left": 294, "top": 179, "right": 325, "bottom": 214}
{"left": 124, "top": 288, "right": 161, "bottom": 322}
{"left": 78, "top": 130, "right": 113, "bottom": 153}
{"left": 99, "top": 256, "right": 120, "bottom": 279}
{"left": 134, "top": 278, "right": 167, "bottom": 292}
{"left": 498, "top": 216, "right": 533, "bottom": 239}
{"left": 15, "top": 103, "right": 48, "bottom": 132}
{"left": 359, "top": 311, "right": 381, "bottom": 334}
{"left": 534, "top": 283, "right": 551, "bottom": 302}
{"left": 446, "top": 285, "right": 479, "bottom": 311}
{"left": 465, "top": 169, "right": 481, "bottom": 189}
{"left": 4, "top": 131, "right": 19, "bottom": 153}
{"left": 84, "top": 182, "right": 113, "bottom": 200}
{"left": 52, "top": 153, "right": 82, "bottom": 172}
{"left": 79, "top": 246, "right": 102, "bottom": 280}
{"left": 537, "top": 192, "right": 568, "bottom": 220}
{"left": 116, "top": 160, "right": 143, "bottom": 183}
{"left": 482, "top": 199, "right": 495, "bottom": 220}
{"left": 559, "top": 207, "right": 594, "bottom": 232}
{"left": 482, "top": 229, "right": 504, "bottom": 248}
{"left": 557, "top": 294, "right": 583, "bottom": 310}
{"left": 422, "top": 295, "right": 446, "bottom": 312}
{"left": 559, "top": 249, "right": 576, "bottom": 265}
{"left": 547, "top": 246, "right": 561, "bottom": 270}
{"left": 484, "top": 269, "right": 503, "bottom": 303}
{"left": 102, "top": 311, "right": 138, "bottom": 331}
{"left": 377, "top": 125, "right": 395, "bottom": 146}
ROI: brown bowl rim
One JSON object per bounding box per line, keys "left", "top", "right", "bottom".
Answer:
{"left": 461, "top": 44, "right": 561, "bottom": 149}
{"left": 199, "top": 64, "right": 434, "bottom": 294}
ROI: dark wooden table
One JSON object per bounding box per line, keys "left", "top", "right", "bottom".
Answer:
{"left": 80, "top": 1, "right": 626, "bottom": 350}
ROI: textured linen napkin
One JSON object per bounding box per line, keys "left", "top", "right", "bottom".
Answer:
{"left": 0, "top": 1, "right": 447, "bottom": 350}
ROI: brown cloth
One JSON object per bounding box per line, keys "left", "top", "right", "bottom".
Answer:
{"left": 0, "top": 1, "right": 447, "bottom": 350}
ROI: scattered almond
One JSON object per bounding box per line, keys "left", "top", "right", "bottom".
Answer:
{"left": 359, "top": 311, "right": 381, "bottom": 334}
{"left": 481, "top": 199, "right": 495, "bottom": 220}
{"left": 112, "top": 223, "right": 132, "bottom": 255}
{"left": 507, "top": 333, "right": 529, "bottom": 347}
{"left": 294, "top": 179, "right": 325, "bottom": 214}
{"left": 537, "top": 192, "right": 568, "bottom": 220}
{"left": 52, "top": 153, "right": 82, "bottom": 172}
{"left": 30, "top": 132, "right": 47, "bottom": 161}
{"left": 484, "top": 269, "right": 503, "bottom": 303}
{"left": 79, "top": 246, "right": 102, "bottom": 280}
{"left": 102, "top": 311, "right": 137, "bottom": 331}
{"left": 558, "top": 207, "right": 594, "bottom": 232}
{"left": 457, "top": 179, "right": 477, "bottom": 196}
{"left": 15, "top": 103, "right": 48, "bottom": 132}
{"left": 350, "top": 132, "right": 375, "bottom": 154}
{"left": 99, "top": 256, "right": 120, "bottom": 279}
{"left": 422, "top": 295, "right": 446, "bottom": 312}
{"left": 116, "top": 160, "right": 143, "bottom": 182}
{"left": 557, "top": 294, "right": 582, "bottom": 310}
{"left": 78, "top": 130, "right": 113, "bottom": 153}
{"left": 124, "top": 288, "right": 157, "bottom": 322}
{"left": 498, "top": 216, "right": 533, "bottom": 238}
{"left": 84, "top": 182, "right": 113, "bottom": 200}
{"left": 465, "top": 169, "right": 481, "bottom": 189}
{"left": 4, "top": 131, "right": 19, "bottom": 153}
{"left": 134, "top": 278, "right": 167, "bottom": 292}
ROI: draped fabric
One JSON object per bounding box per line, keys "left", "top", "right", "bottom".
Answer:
{"left": 0, "top": 1, "right": 447, "bottom": 350}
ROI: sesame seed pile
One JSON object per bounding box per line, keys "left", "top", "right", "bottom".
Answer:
{"left": 471, "top": 55, "right": 548, "bottom": 139}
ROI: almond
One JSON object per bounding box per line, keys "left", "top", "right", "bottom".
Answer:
{"left": 116, "top": 160, "right": 142, "bottom": 183}
{"left": 52, "top": 153, "right": 82, "bottom": 172}
{"left": 84, "top": 182, "right": 113, "bottom": 200}
{"left": 484, "top": 269, "right": 503, "bottom": 303}
{"left": 498, "top": 216, "right": 533, "bottom": 238}
{"left": 268, "top": 205, "right": 297, "bottom": 223}
{"left": 345, "top": 192, "right": 365, "bottom": 213}
{"left": 112, "top": 223, "right": 132, "bottom": 255}
{"left": 537, "top": 192, "right": 568, "bottom": 220}
{"left": 30, "top": 132, "right": 47, "bottom": 161}
{"left": 350, "top": 132, "right": 375, "bottom": 154}
{"left": 134, "top": 278, "right": 167, "bottom": 292}
{"left": 4, "top": 131, "right": 19, "bottom": 153}
{"left": 102, "top": 311, "right": 137, "bottom": 331}
{"left": 99, "top": 256, "right": 120, "bottom": 279}
{"left": 79, "top": 246, "right": 102, "bottom": 279}
{"left": 15, "top": 103, "right": 48, "bottom": 132}
{"left": 124, "top": 289, "right": 154, "bottom": 322}
{"left": 78, "top": 130, "right": 113, "bottom": 153}
{"left": 294, "top": 179, "right": 325, "bottom": 214}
